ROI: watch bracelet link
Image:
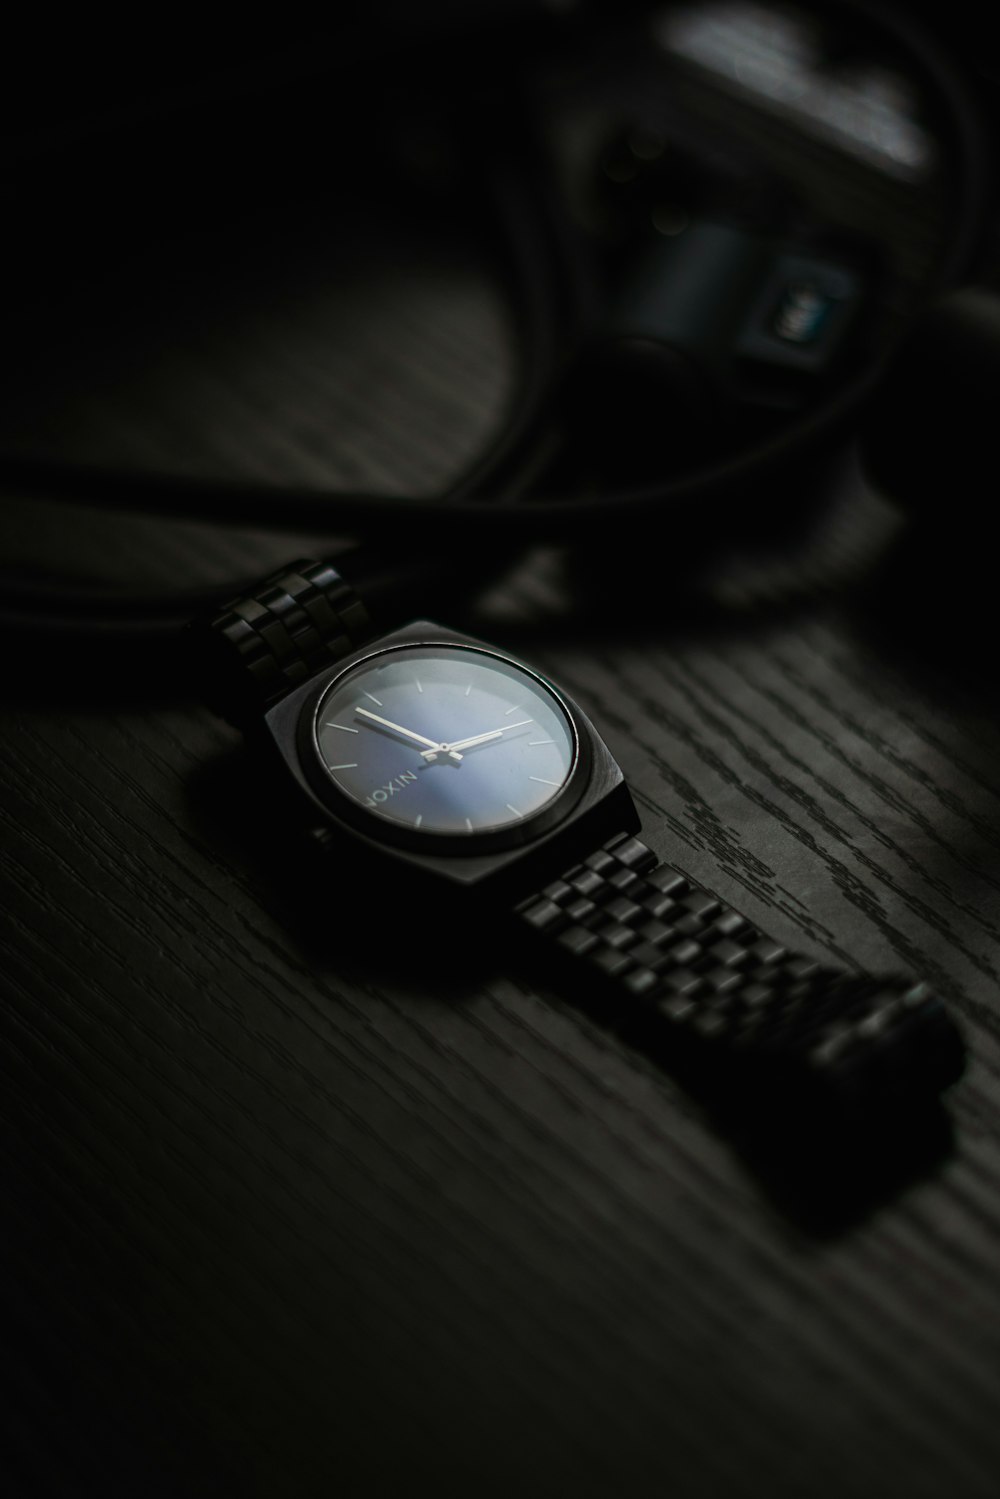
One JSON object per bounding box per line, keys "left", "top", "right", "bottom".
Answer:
{"left": 195, "top": 559, "right": 372, "bottom": 723}
{"left": 514, "top": 832, "right": 964, "bottom": 1113}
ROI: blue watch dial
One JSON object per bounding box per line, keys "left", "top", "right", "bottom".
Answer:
{"left": 313, "top": 643, "right": 577, "bottom": 837}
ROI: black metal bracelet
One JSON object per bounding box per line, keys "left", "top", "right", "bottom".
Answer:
{"left": 193, "top": 559, "right": 372, "bottom": 725}
{"left": 514, "top": 832, "right": 964, "bottom": 1115}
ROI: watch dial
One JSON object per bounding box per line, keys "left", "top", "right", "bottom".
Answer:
{"left": 313, "top": 643, "right": 577, "bottom": 838}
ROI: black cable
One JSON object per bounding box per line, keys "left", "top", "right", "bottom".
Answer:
{"left": 0, "top": 131, "right": 571, "bottom": 639}
{"left": 0, "top": 0, "right": 993, "bottom": 639}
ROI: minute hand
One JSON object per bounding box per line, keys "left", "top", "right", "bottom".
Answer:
{"left": 354, "top": 706, "right": 457, "bottom": 760}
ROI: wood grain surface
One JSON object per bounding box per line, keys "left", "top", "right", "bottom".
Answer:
{"left": 4, "top": 30, "right": 1000, "bottom": 1498}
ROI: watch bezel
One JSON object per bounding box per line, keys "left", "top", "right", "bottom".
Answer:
{"left": 299, "top": 638, "right": 590, "bottom": 854}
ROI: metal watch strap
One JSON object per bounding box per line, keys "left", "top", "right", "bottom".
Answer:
{"left": 196, "top": 559, "right": 371, "bottom": 723}
{"left": 514, "top": 832, "right": 964, "bottom": 1114}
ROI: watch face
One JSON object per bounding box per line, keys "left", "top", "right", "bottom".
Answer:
{"left": 311, "top": 642, "right": 579, "bottom": 841}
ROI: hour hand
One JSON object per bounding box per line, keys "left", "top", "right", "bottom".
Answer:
{"left": 421, "top": 729, "right": 502, "bottom": 758}
{"left": 427, "top": 719, "right": 533, "bottom": 757}
{"left": 354, "top": 706, "right": 461, "bottom": 761}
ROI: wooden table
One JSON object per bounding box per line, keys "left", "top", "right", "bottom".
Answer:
{"left": 3, "top": 55, "right": 1000, "bottom": 1499}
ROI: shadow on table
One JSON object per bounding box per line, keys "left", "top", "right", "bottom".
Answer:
{"left": 721, "top": 1093, "right": 956, "bottom": 1238}
{"left": 187, "top": 739, "right": 962, "bottom": 1240}
{"left": 527, "top": 945, "right": 962, "bottom": 1239}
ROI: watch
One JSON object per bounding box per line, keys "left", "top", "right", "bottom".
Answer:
{"left": 194, "top": 558, "right": 965, "bottom": 1120}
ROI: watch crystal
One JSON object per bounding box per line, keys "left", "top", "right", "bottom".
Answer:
{"left": 314, "top": 644, "right": 577, "bottom": 837}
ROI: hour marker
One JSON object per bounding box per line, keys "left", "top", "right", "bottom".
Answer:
{"left": 464, "top": 684, "right": 472, "bottom": 696}
{"left": 415, "top": 679, "right": 423, "bottom": 693}
{"left": 363, "top": 691, "right": 383, "bottom": 706}
{"left": 529, "top": 776, "right": 561, "bottom": 787}
{"left": 415, "top": 814, "right": 423, "bottom": 829}
{"left": 506, "top": 803, "right": 523, "bottom": 818}
{"left": 326, "top": 723, "right": 359, "bottom": 732}
{"left": 504, "top": 704, "right": 522, "bottom": 716}
{"left": 465, "top": 817, "right": 474, "bottom": 833}
{"left": 528, "top": 739, "right": 554, "bottom": 746}
{"left": 328, "top": 763, "right": 358, "bottom": 770}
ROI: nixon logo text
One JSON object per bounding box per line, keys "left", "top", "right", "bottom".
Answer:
{"left": 365, "top": 771, "right": 419, "bottom": 808}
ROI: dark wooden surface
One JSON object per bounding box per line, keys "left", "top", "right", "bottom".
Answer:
{"left": 4, "top": 50, "right": 1000, "bottom": 1498}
